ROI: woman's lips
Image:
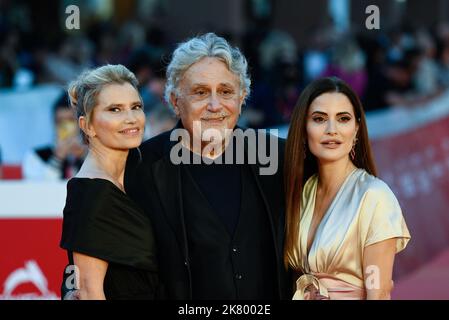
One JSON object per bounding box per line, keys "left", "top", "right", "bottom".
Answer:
{"left": 119, "top": 127, "right": 140, "bottom": 136}
{"left": 321, "top": 141, "right": 342, "bottom": 149}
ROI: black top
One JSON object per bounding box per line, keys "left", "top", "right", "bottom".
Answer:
{"left": 60, "top": 178, "right": 159, "bottom": 300}
{"left": 184, "top": 149, "right": 241, "bottom": 236}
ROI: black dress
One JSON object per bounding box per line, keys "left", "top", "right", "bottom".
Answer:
{"left": 60, "top": 178, "right": 159, "bottom": 299}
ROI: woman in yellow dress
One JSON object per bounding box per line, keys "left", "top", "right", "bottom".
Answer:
{"left": 284, "top": 77, "right": 411, "bottom": 300}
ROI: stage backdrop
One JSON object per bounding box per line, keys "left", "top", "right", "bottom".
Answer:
{"left": 0, "top": 182, "right": 66, "bottom": 299}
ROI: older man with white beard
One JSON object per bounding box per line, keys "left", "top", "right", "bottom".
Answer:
{"left": 127, "top": 32, "right": 289, "bottom": 300}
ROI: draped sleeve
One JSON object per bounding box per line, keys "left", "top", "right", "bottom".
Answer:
{"left": 360, "top": 180, "right": 411, "bottom": 253}
{"left": 60, "top": 178, "right": 158, "bottom": 272}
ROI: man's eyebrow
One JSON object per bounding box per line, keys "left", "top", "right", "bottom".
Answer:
{"left": 190, "top": 82, "right": 236, "bottom": 87}
{"left": 219, "top": 82, "right": 236, "bottom": 87}
{"left": 190, "top": 83, "right": 209, "bottom": 88}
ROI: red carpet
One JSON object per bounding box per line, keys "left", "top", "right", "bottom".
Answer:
{"left": 393, "top": 247, "right": 449, "bottom": 299}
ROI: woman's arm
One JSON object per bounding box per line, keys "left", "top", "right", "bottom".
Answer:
{"left": 73, "top": 252, "right": 108, "bottom": 300}
{"left": 363, "top": 238, "right": 396, "bottom": 300}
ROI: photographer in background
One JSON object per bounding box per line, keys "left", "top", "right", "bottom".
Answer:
{"left": 22, "top": 94, "right": 87, "bottom": 180}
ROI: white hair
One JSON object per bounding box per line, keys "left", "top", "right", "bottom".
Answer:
{"left": 164, "top": 33, "right": 251, "bottom": 107}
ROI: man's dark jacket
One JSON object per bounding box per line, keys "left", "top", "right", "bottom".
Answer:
{"left": 124, "top": 126, "right": 290, "bottom": 299}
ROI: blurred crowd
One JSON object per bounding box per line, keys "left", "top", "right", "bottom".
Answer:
{"left": 242, "top": 21, "right": 449, "bottom": 128}
{"left": 2, "top": 2, "right": 449, "bottom": 180}
{"left": 2, "top": 3, "right": 449, "bottom": 129}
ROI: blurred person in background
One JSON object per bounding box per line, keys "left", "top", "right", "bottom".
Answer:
{"left": 144, "top": 104, "right": 176, "bottom": 139}
{"left": 384, "top": 46, "right": 443, "bottom": 107}
{"left": 413, "top": 30, "right": 440, "bottom": 96}
{"left": 436, "top": 38, "right": 449, "bottom": 88}
{"left": 244, "top": 28, "right": 300, "bottom": 128}
{"left": 0, "top": 28, "right": 20, "bottom": 88}
{"left": 127, "top": 45, "right": 167, "bottom": 115}
{"left": 60, "top": 64, "right": 159, "bottom": 300}
{"left": 321, "top": 38, "right": 367, "bottom": 98}
{"left": 43, "top": 36, "right": 94, "bottom": 85}
{"left": 22, "top": 93, "right": 87, "bottom": 180}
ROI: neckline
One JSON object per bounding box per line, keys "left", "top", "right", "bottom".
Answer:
{"left": 304, "top": 168, "right": 359, "bottom": 259}
{"left": 70, "top": 177, "right": 127, "bottom": 195}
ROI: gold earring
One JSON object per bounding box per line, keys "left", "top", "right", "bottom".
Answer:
{"left": 351, "top": 137, "right": 358, "bottom": 160}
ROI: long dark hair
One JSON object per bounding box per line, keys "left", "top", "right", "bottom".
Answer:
{"left": 283, "top": 76, "right": 377, "bottom": 269}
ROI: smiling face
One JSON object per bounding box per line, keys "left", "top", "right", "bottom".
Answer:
{"left": 170, "top": 57, "right": 245, "bottom": 143}
{"left": 81, "top": 82, "right": 145, "bottom": 151}
{"left": 306, "top": 92, "right": 359, "bottom": 164}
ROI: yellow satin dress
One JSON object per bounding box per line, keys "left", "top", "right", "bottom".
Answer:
{"left": 290, "top": 168, "right": 411, "bottom": 300}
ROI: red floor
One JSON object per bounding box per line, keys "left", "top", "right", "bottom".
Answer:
{"left": 393, "top": 247, "right": 449, "bottom": 299}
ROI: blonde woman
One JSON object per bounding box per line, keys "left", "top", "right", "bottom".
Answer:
{"left": 60, "top": 65, "right": 158, "bottom": 299}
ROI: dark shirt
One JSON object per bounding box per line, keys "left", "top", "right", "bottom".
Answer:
{"left": 181, "top": 159, "right": 276, "bottom": 299}
{"left": 184, "top": 148, "right": 241, "bottom": 236}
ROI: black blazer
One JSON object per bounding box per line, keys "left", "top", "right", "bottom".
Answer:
{"left": 124, "top": 125, "right": 290, "bottom": 299}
